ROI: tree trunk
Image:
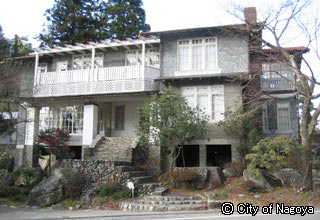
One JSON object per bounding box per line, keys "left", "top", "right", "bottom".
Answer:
{"left": 301, "top": 136, "right": 313, "bottom": 191}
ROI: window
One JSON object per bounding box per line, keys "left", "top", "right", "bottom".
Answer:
{"left": 277, "top": 102, "right": 290, "bottom": 131}
{"left": 56, "top": 61, "right": 68, "bottom": 72}
{"left": 39, "top": 106, "right": 84, "bottom": 135}
{"left": 126, "top": 49, "right": 160, "bottom": 68}
{"left": 73, "top": 53, "right": 103, "bottom": 70}
{"left": 178, "top": 37, "right": 217, "bottom": 71}
{"left": 262, "top": 104, "right": 269, "bottom": 132}
{"left": 38, "top": 63, "right": 47, "bottom": 73}
{"left": 115, "top": 105, "right": 125, "bottom": 130}
{"left": 181, "top": 85, "right": 224, "bottom": 122}
{"left": 261, "top": 62, "right": 293, "bottom": 79}
{"left": 206, "top": 145, "right": 231, "bottom": 167}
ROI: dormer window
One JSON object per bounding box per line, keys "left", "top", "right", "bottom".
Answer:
{"left": 178, "top": 37, "right": 217, "bottom": 72}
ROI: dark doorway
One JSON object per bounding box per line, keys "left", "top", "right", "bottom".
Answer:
{"left": 69, "top": 146, "right": 82, "bottom": 159}
{"left": 206, "top": 145, "right": 231, "bottom": 166}
{"left": 176, "top": 145, "right": 199, "bottom": 167}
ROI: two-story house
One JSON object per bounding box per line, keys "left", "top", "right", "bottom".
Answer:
{"left": 14, "top": 7, "right": 305, "bottom": 172}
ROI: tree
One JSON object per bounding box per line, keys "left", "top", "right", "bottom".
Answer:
{"left": 0, "top": 25, "right": 10, "bottom": 60}
{"left": 11, "top": 35, "right": 33, "bottom": 57}
{"left": 39, "top": 0, "right": 151, "bottom": 46}
{"left": 230, "top": 0, "right": 320, "bottom": 190}
{"left": 39, "top": 0, "right": 109, "bottom": 46}
{"left": 106, "top": 0, "right": 150, "bottom": 40}
{"left": 136, "top": 86, "right": 208, "bottom": 171}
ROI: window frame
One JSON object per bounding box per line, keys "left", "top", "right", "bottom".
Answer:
{"left": 277, "top": 101, "right": 291, "bottom": 132}
{"left": 177, "top": 37, "right": 218, "bottom": 72}
{"left": 181, "top": 85, "right": 224, "bottom": 122}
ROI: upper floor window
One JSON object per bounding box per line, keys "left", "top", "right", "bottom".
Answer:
{"left": 181, "top": 85, "right": 224, "bottom": 122}
{"left": 178, "top": 37, "right": 217, "bottom": 72}
{"left": 73, "top": 53, "right": 103, "bottom": 70}
{"left": 38, "top": 63, "right": 47, "bottom": 73}
{"left": 126, "top": 49, "right": 160, "bottom": 68}
{"left": 261, "top": 62, "right": 293, "bottom": 79}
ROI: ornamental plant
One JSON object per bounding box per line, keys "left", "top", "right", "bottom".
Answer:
{"left": 35, "top": 128, "right": 71, "bottom": 160}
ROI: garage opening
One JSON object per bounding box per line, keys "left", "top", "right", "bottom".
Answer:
{"left": 176, "top": 145, "right": 199, "bottom": 167}
{"left": 206, "top": 145, "right": 231, "bottom": 167}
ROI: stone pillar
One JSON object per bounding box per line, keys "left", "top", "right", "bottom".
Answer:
{"left": 82, "top": 105, "right": 98, "bottom": 159}
{"left": 24, "top": 107, "right": 40, "bottom": 167}
{"left": 15, "top": 105, "right": 28, "bottom": 169}
{"left": 199, "top": 144, "right": 206, "bottom": 167}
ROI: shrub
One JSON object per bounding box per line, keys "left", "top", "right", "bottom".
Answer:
{"left": 241, "top": 180, "right": 265, "bottom": 193}
{"left": 12, "top": 167, "right": 44, "bottom": 187}
{"left": 0, "top": 157, "right": 14, "bottom": 172}
{"left": 246, "top": 136, "right": 301, "bottom": 176}
{"left": 62, "top": 169, "right": 84, "bottom": 199}
{"left": 98, "top": 183, "right": 118, "bottom": 197}
{"left": 224, "top": 162, "right": 246, "bottom": 177}
{"left": 110, "top": 189, "right": 131, "bottom": 200}
{"left": 159, "top": 170, "right": 198, "bottom": 188}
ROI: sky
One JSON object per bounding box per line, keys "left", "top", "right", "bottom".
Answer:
{"left": 0, "top": 0, "right": 319, "bottom": 72}
{"left": 0, "top": 0, "right": 295, "bottom": 47}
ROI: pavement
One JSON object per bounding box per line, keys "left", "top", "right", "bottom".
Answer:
{"left": 1, "top": 205, "right": 320, "bottom": 220}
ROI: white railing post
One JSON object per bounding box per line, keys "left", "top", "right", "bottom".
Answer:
{"left": 33, "top": 52, "right": 39, "bottom": 87}
{"left": 141, "top": 42, "right": 145, "bottom": 79}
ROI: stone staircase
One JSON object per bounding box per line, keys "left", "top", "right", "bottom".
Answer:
{"left": 120, "top": 194, "right": 208, "bottom": 212}
{"left": 93, "top": 137, "right": 137, "bottom": 162}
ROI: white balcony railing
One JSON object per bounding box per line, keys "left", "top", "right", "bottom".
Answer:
{"left": 34, "top": 65, "right": 160, "bottom": 97}
{"left": 261, "top": 78, "right": 295, "bottom": 91}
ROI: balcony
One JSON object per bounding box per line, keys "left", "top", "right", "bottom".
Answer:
{"left": 33, "top": 65, "right": 160, "bottom": 97}
{"left": 261, "top": 78, "right": 295, "bottom": 92}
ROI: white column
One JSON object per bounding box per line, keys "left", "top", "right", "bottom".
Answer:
{"left": 33, "top": 52, "right": 39, "bottom": 87}
{"left": 82, "top": 105, "right": 98, "bottom": 146}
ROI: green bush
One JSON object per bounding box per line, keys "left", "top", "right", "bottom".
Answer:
{"left": 0, "top": 157, "right": 14, "bottom": 172}
{"left": 62, "top": 169, "right": 84, "bottom": 199}
{"left": 12, "top": 167, "right": 44, "bottom": 187}
{"left": 246, "top": 136, "right": 303, "bottom": 176}
{"left": 98, "top": 183, "right": 118, "bottom": 197}
{"left": 110, "top": 189, "right": 131, "bottom": 200}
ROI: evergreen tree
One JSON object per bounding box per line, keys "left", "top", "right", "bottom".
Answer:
{"left": 11, "top": 35, "right": 33, "bottom": 57}
{"left": 0, "top": 25, "right": 10, "bottom": 60}
{"left": 106, "top": 0, "right": 150, "bottom": 40}
{"left": 39, "top": 0, "right": 109, "bottom": 46}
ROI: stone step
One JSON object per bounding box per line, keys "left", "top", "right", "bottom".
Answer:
{"left": 120, "top": 202, "right": 208, "bottom": 212}
{"left": 117, "top": 166, "right": 140, "bottom": 172}
{"left": 150, "top": 186, "right": 169, "bottom": 196}
{"left": 125, "top": 171, "right": 149, "bottom": 177}
{"left": 127, "top": 199, "right": 206, "bottom": 206}
{"left": 132, "top": 176, "right": 154, "bottom": 184}
{"left": 144, "top": 195, "right": 201, "bottom": 201}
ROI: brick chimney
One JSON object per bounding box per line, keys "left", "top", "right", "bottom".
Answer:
{"left": 244, "top": 7, "right": 257, "bottom": 24}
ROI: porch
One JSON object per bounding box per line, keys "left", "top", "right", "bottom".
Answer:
{"left": 33, "top": 65, "right": 160, "bottom": 97}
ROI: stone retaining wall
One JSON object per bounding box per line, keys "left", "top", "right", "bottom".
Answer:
{"left": 61, "top": 160, "right": 153, "bottom": 196}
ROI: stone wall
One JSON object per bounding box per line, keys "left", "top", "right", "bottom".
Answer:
{"left": 61, "top": 160, "right": 153, "bottom": 196}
